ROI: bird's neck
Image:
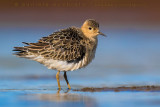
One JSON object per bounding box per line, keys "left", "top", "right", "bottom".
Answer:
{"left": 89, "top": 36, "right": 97, "bottom": 42}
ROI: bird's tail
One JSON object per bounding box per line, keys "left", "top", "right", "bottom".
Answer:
{"left": 13, "top": 42, "right": 49, "bottom": 59}
{"left": 13, "top": 42, "right": 29, "bottom": 58}
{"left": 13, "top": 42, "right": 38, "bottom": 58}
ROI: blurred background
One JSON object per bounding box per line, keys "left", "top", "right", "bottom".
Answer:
{"left": 0, "top": 0, "right": 160, "bottom": 107}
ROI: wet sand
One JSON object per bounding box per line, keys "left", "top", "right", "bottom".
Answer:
{"left": 74, "top": 86, "right": 160, "bottom": 92}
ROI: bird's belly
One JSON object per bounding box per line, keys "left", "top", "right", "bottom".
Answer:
{"left": 29, "top": 52, "right": 94, "bottom": 71}
{"left": 44, "top": 59, "right": 79, "bottom": 71}
{"left": 44, "top": 55, "right": 93, "bottom": 71}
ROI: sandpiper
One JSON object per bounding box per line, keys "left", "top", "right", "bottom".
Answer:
{"left": 13, "top": 19, "right": 106, "bottom": 89}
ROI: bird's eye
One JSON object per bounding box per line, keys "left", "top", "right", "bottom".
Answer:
{"left": 89, "top": 27, "right": 92, "bottom": 30}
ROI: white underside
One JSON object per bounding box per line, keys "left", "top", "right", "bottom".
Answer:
{"left": 26, "top": 55, "right": 88, "bottom": 71}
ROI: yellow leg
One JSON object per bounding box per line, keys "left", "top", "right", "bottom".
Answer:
{"left": 56, "top": 71, "right": 61, "bottom": 90}
{"left": 64, "top": 72, "right": 71, "bottom": 89}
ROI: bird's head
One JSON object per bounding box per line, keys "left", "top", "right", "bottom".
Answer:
{"left": 81, "top": 19, "right": 106, "bottom": 39}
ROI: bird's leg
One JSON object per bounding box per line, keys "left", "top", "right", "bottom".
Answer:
{"left": 56, "top": 71, "right": 61, "bottom": 90}
{"left": 64, "top": 72, "right": 71, "bottom": 89}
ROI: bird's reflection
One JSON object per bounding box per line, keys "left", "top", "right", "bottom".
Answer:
{"left": 56, "top": 88, "right": 70, "bottom": 94}
{"left": 24, "top": 89, "right": 97, "bottom": 107}
{"left": 36, "top": 90, "right": 88, "bottom": 102}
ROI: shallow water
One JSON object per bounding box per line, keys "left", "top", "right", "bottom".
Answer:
{"left": 0, "top": 27, "right": 160, "bottom": 107}
{"left": 1, "top": 78, "right": 160, "bottom": 107}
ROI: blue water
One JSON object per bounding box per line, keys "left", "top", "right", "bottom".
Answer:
{"left": 0, "top": 27, "right": 160, "bottom": 107}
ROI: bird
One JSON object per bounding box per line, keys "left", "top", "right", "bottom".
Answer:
{"left": 13, "top": 19, "right": 106, "bottom": 90}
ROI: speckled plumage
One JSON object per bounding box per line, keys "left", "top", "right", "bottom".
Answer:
{"left": 13, "top": 19, "right": 105, "bottom": 89}
{"left": 13, "top": 27, "right": 97, "bottom": 71}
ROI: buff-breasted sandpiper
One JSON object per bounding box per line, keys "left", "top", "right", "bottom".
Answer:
{"left": 13, "top": 19, "right": 106, "bottom": 90}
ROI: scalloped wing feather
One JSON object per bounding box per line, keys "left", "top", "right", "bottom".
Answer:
{"left": 13, "top": 27, "right": 86, "bottom": 62}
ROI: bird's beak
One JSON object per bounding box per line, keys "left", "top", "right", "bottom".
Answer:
{"left": 98, "top": 32, "right": 107, "bottom": 37}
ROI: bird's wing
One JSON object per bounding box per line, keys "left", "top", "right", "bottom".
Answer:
{"left": 15, "top": 28, "right": 86, "bottom": 62}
